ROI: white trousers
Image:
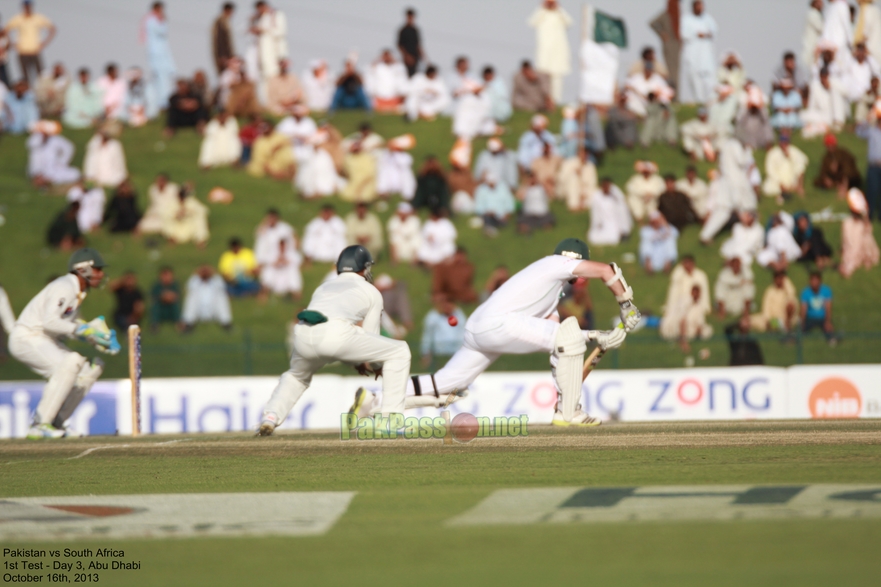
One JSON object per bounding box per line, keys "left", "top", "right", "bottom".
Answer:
{"left": 9, "top": 330, "right": 87, "bottom": 425}
{"left": 407, "top": 313, "right": 559, "bottom": 397}
{"left": 264, "top": 320, "right": 411, "bottom": 422}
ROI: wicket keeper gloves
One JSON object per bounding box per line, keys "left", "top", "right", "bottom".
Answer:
{"left": 619, "top": 301, "right": 641, "bottom": 332}
{"left": 75, "top": 316, "right": 121, "bottom": 355}
{"left": 586, "top": 328, "right": 627, "bottom": 351}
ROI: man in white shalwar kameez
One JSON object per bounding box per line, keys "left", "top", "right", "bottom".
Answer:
{"left": 680, "top": 0, "right": 718, "bottom": 104}
{"left": 762, "top": 134, "right": 809, "bottom": 199}
{"left": 822, "top": 0, "right": 854, "bottom": 57}
{"left": 803, "top": 0, "right": 825, "bottom": 67}
{"left": 700, "top": 137, "right": 757, "bottom": 243}
{"left": 26, "top": 121, "right": 80, "bottom": 186}
{"left": 625, "top": 161, "right": 665, "bottom": 222}
{"left": 417, "top": 209, "right": 457, "bottom": 266}
{"left": 387, "top": 202, "right": 421, "bottom": 264}
{"left": 66, "top": 183, "right": 105, "bottom": 234}
{"left": 294, "top": 129, "right": 345, "bottom": 199}
{"left": 579, "top": 39, "right": 619, "bottom": 107}
{"left": 841, "top": 42, "right": 881, "bottom": 101}
{"left": 366, "top": 49, "right": 408, "bottom": 113}
{"left": 856, "top": 0, "right": 881, "bottom": 63}
{"left": 588, "top": 178, "right": 632, "bottom": 246}
{"left": 405, "top": 65, "right": 450, "bottom": 121}
{"left": 253, "top": 2, "right": 288, "bottom": 81}
{"left": 757, "top": 214, "right": 804, "bottom": 270}
{"left": 452, "top": 78, "right": 495, "bottom": 140}
{"left": 302, "top": 205, "right": 347, "bottom": 263}
{"left": 802, "top": 69, "right": 847, "bottom": 137}
{"left": 83, "top": 130, "right": 127, "bottom": 188}
{"left": 255, "top": 209, "right": 302, "bottom": 297}
{"left": 720, "top": 211, "right": 765, "bottom": 266}
{"left": 377, "top": 134, "right": 417, "bottom": 200}
{"left": 557, "top": 148, "right": 598, "bottom": 212}
{"left": 676, "top": 166, "right": 711, "bottom": 218}
{"left": 302, "top": 60, "right": 334, "bottom": 112}
{"left": 681, "top": 106, "right": 719, "bottom": 161}
{"left": 138, "top": 174, "right": 178, "bottom": 234}
{"left": 276, "top": 105, "right": 318, "bottom": 164}
{"left": 198, "top": 111, "right": 242, "bottom": 168}
{"left": 528, "top": 0, "right": 572, "bottom": 103}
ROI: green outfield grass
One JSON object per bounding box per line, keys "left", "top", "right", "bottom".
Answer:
{"left": 1, "top": 108, "right": 880, "bottom": 380}
{"left": 1, "top": 421, "right": 880, "bottom": 586}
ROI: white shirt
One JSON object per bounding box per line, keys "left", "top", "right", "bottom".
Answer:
{"left": 302, "top": 215, "right": 347, "bottom": 263}
{"left": 14, "top": 274, "right": 84, "bottom": 338}
{"left": 366, "top": 61, "right": 408, "bottom": 100}
{"left": 83, "top": 135, "right": 127, "bottom": 188}
{"left": 306, "top": 272, "right": 383, "bottom": 334}
{"left": 302, "top": 68, "right": 334, "bottom": 111}
{"left": 255, "top": 220, "right": 297, "bottom": 266}
{"left": 417, "top": 218, "right": 457, "bottom": 264}
{"left": 765, "top": 224, "right": 803, "bottom": 261}
{"left": 470, "top": 255, "right": 580, "bottom": 325}
{"left": 822, "top": 0, "right": 854, "bottom": 52}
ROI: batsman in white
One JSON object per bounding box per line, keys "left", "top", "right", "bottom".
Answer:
{"left": 8, "top": 248, "right": 121, "bottom": 439}
{"left": 257, "top": 245, "right": 411, "bottom": 436}
{"left": 352, "top": 238, "right": 640, "bottom": 426}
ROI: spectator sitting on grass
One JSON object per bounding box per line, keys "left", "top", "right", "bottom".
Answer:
{"left": 103, "top": 178, "right": 142, "bottom": 233}
{"left": 474, "top": 171, "right": 515, "bottom": 237}
{"left": 150, "top": 266, "right": 181, "bottom": 333}
{"left": 181, "top": 265, "right": 233, "bottom": 333}
{"left": 432, "top": 247, "right": 477, "bottom": 303}
{"left": 516, "top": 170, "right": 555, "bottom": 234}
{"left": 799, "top": 271, "right": 836, "bottom": 345}
{"left": 639, "top": 211, "right": 678, "bottom": 275}
{"left": 110, "top": 271, "right": 145, "bottom": 330}
{"left": 660, "top": 284, "right": 713, "bottom": 353}
{"left": 420, "top": 293, "right": 467, "bottom": 368}
{"left": 164, "top": 78, "right": 208, "bottom": 137}
{"left": 749, "top": 269, "right": 798, "bottom": 333}
{"left": 792, "top": 211, "right": 832, "bottom": 269}
{"left": 47, "top": 201, "right": 84, "bottom": 251}
{"left": 714, "top": 256, "right": 755, "bottom": 318}
{"left": 218, "top": 237, "right": 260, "bottom": 297}
{"left": 330, "top": 58, "right": 371, "bottom": 111}
{"left": 413, "top": 155, "right": 451, "bottom": 214}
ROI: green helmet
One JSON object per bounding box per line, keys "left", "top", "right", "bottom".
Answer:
{"left": 68, "top": 248, "right": 107, "bottom": 286}
{"left": 336, "top": 245, "right": 375, "bottom": 283}
{"left": 553, "top": 238, "right": 590, "bottom": 261}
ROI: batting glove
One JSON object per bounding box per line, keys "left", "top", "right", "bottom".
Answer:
{"left": 587, "top": 328, "right": 627, "bottom": 351}
{"left": 619, "top": 301, "right": 642, "bottom": 332}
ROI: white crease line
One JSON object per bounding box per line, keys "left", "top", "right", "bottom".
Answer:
{"left": 68, "top": 439, "right": 191, "bottom": 460}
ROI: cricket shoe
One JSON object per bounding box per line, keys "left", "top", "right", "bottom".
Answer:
{"left": 26, "top": 423, "right": 66, "bottom": 439}
{"left": 256, "top": 413, "right": 279, "bottom": 437}
{"left": 551, "top": 409, "right": 602, "bottom": 427}
{"left": 348, "top": 387, "right": 374, "bottom": 418}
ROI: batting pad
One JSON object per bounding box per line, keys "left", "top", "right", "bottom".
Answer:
{"left": 54, "top": 359, "right": 104, "bottom": 426}
{"left": 553, "top": 317, "right": 587, "bottom": 421}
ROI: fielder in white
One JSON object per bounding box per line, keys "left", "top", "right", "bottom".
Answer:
{"left": 258, "top": 245, "right": 411, "bottom": 436}
{"left": 8, "top": 248, "right": 120, "bottom": 439}
{"left": 353, "top": 239, "right": 639, "bottom": 426}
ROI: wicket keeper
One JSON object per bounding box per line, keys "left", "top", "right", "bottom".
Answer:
{"left": 9, "top": 248, "right": 120, "bottom": 439}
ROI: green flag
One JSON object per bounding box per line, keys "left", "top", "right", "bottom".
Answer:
{"left": 594, "top": 10, "right": 627, "bottom": 48}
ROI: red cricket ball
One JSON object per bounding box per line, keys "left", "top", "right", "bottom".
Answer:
{"left": 451, "top": 412, "right": 479, "bottom": 443}
{"left": 447, "top": 315, "right": 458, "bottom": 327}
